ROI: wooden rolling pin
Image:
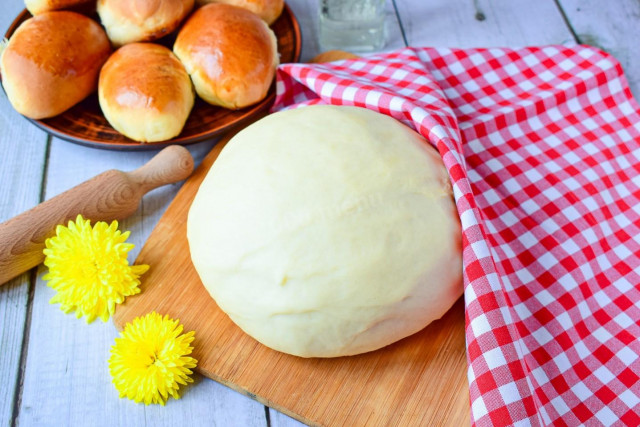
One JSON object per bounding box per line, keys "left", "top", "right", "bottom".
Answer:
{"left": 0, "top": 145, "right": 194, "bottom": 286}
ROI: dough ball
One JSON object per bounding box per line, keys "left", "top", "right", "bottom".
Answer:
{"left": 196, "top": 0, "right": 284, "bottom": 24}
{"left": 98, "top": 43, "right": 194, "bottom": 142}
{"left": 97, "top": 0, "right": 194, "bottom": 46}
{"left": 187, "top": 105, "right": 462, "bottom": 358}
{"left": 173, "top": 3, "right": 278, "bottom": 109}
{"left": 0, "top": 11, "right": 111, "bottom": 119}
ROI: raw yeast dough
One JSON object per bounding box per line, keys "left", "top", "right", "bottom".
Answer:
{"left": 187, "top": 105, "right": 462, "bottom": 357}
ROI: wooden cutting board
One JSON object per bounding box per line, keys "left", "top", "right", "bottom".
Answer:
{"left": 113, "top": 129, "right": 470, "bottom": 426}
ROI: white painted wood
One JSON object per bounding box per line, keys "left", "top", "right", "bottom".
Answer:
{"left": 19, "top": 290, "right": 266, "bottom": 427}
{"left": 395, "top": 0, "right": 573, "bottom": 48}
{"left": 17, "top": 138, "right": 269, "bottom": 427}
{"left": 270, "top": 409, "right": 307, "bottom": 427}
{"left": 0, "top": 1, "right": 49, "bottom": 424}
{"left": 5, "top": 0, "right": 640, "bottom": 425}
{"left": 557, "top": 0, "right": 640, "bottom": 98}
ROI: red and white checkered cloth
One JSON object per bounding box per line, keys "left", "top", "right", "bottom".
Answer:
{"left": 272, "top": 45, "right": 640, "bottom": 426}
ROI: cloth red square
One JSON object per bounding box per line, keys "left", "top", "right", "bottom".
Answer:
{"left": 272, "top": 46, "right": 640, "bottom": 426}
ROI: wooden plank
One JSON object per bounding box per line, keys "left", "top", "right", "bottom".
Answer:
{"left": 556, "top": 0, "right": 640, "bottom": 98}
{"left": 395, "top": 0, "right": 573, "bottom": 48}
{"left": 0, "top": 1, "right": 50, "bottom": 425}
{"left": 0, "top": 119, "right": 47, "bottom": 427}
{"left": 17, "top": 138, "right": 266, "bottom": 426}
{"left": 112, "top": 133, "right": 470, "bottom": 427}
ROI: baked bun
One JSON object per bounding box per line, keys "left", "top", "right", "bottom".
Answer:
{"left": 98, "top": 43, "right": 194, "bottom": 142}
{"left": 196, "top": 0, "right": 284, "bottom": 24}
{"left": 0, "top": 11, "right": 111, "bottom": 119}
{"left": 188, "top": 106, "right": 463, "bottom": 358}
{"left": 24, "top": 0, "right": 95, "bottom": 15}
{"left": 97, "top": 0, "right": 194, "bottom": 46}
{"left": 174, "top": 4, "right": 278, "bottom": 109}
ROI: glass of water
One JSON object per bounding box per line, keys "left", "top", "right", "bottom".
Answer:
{"left": 318, "top": 0, "right": 387, "bottom": 53}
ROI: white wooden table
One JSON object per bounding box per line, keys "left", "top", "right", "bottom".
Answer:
{"left": 1, "top": 1, "right": 638, "bottom": 425}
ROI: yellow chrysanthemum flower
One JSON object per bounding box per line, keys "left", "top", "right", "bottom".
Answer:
{"left": 109, "top": 312, "right": 197, "bottom": 405}
{"left": 43, "top": 215, "right": 149, "bottom": 323}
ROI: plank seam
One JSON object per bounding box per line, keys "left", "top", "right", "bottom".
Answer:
{"left": 10, "top": 134, "right": 51, "bottom": 427}
{"left": 38, "top": 136, "right": 52, "bottom": 205}
{"left": 553, "top": 0, "right": 581, "bottom": 43}
{"left": 391, "top": 0, "right": 409, "bottom": 47}
{"left": 472, "top": 0, "right": 486, "bottom": 21}
{"left": 10, "top": 267, "right": 37, "bottom": 427}
{"left": 265, "top": 406, "right": 272, "bottom": 427}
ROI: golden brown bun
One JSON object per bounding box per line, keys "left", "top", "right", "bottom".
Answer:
{"left": 97, "top": 0, "right": 194, "bottom": 46}
{"left": 24, "top": 0, "right": 95, "bottom": 15}
{"left": 173, "top": 4, "right": 278, "bottom": 109}
{"left": 196, "top": 0, "right": 283, "bottom": 24}
{"left": 99, "top": 43, "right": 194, "bottom": 142}
{"left": 0, "top": 11, "right": 111, "bottom": 119}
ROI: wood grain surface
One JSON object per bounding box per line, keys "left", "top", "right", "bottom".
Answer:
{"left": 0, "top": 1, "right": 50, "bottom": 424}
{"left": 113, "top": 132, "right": 470, "bottom": 426}
{"left": 2, "top": 7, "right": 301, "bottom": 150}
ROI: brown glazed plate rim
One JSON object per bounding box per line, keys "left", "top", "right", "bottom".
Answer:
{"left": 1, "top": 5, "right": 302, "bottom": 151}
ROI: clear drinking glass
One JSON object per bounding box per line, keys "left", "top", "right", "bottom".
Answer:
{"left": 318, "top": 0, "right": 387, "bottom": 53}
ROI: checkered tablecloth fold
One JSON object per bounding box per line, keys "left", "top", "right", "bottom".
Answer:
{"left": 272, "top": 45, "right": 640, "bottom": 426}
